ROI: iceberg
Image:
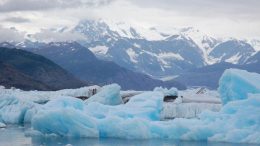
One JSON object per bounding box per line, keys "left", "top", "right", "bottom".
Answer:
{"left": 219, "top": 69, "right": 260, "bottom": 104}
{"left": 0, "top": 122, "right": 5, "bottom": 128}
{"left": 0, "top": 95, "right": 38, "bottom": 124}
{"left": 44, "top": 96, "right": 85, "bottom": 111}
{"left": 32, "top": 108, "right": 98, "bottom": 137}
{"left": 85, "top": 91, "right": 164, "bottom": 121}
{"left": 1, "top": 76, "right": 260, "bottom": 145}
{"left": 0, "top": 85, "right": 100, "bottom": 104}
{"left": 154, "top": 87, "right": 178, "bottom": 96}
{"left": 31, "top": 91, "right": 164, "bottom": 137}
{"left": 85, "top": 84, "right": 122, "bottom": 105}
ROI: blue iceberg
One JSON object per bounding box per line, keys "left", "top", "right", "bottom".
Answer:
{"left": 1, "top": 72, "right": 260, "bottom": 145}
{"left": 85, "top": 84, "right": 122, "bottom": 105}
{"left": 32, "top": 108, "right": 98, "bottom": 137}
{"left": 219, "top": 69, "right": 260, "bottom": 104}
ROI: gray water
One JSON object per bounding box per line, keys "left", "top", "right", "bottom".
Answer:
{"left": 0, "top": 126, "right": 259, "bottom": 146}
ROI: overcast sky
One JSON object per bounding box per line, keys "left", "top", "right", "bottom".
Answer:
{"left": 0, "top": 0, "right": 259, "bottom": 41}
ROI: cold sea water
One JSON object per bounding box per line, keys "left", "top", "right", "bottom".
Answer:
{"left": 0, "top": 126, "right": 259, "bottom": 146}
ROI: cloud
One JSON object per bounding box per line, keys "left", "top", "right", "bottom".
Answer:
{"left": 32, "top": 29, "right": 86, "bottom": 42}
{"left": 0, "top": 0, "right": 259, "bottom": 39}
{"left": 0, "top": 26, "right": 25, "bottom": 42}
{"left": 130, "top": 0, "right": 260, "bottom": 20}
{"left": 3, "top": 17, "right": 30, "bottom": 23}
{"left": 0, "top": 0, "right": 115, "bottom": 12}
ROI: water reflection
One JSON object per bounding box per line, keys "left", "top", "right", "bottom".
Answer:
{"left": 0, "top": 126, "right": 259, "bottom": 146}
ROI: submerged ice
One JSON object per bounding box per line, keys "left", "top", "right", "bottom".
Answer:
{"left": 0, "top": 69, "right": 260, "bottom": 144}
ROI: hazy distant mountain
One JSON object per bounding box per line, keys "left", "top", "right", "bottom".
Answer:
{"left": 175, "top": 61, "right": 260, "bottom": 89}
{"left": 0, "top": 47, "right": 86, "bottom": 90}
{"left": 22, "top": 42, "right": 186, "bottom": 90}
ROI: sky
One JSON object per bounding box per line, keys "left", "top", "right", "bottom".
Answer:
{"left": 0, "top": 0, "right": 260, "bottom": 41}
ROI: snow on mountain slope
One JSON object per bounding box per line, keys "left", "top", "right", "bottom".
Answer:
{"left": 89, "top": 45, "right": 109, "bottom": 56}
{"left": 74, "top": 20, "right": 208, "bottom": 77}
{"left": 179, "top": 27, "right": 220, "bottom": 65}
{"left": 209, "top": 40, "right": 255, "bottom": 65}
{"left": 73, "top": 19, "right": 259, "bottom": 78}
{"left": 3, "top": 19, "right": 258, "bottom": 80}
{"left": 247, "top": 39, "right": 260, "bottom": 52}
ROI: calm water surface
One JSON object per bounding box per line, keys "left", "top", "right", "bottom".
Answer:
{"left": 0, "top": 125, "right": 259, "bottom": 146}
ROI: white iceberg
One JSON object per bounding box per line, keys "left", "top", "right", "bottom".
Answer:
{"left": 154, "top": 87, "right": 178, "bottom": 96}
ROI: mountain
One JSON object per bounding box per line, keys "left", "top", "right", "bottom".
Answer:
{"left": 0, "top": 61, "right": 51, "bottom": 90}
{"left": 2, "top": 19, "right": 259, "bottom": 90}
{"left": 175, "top": 60, "right": 260, "bottom": 89}
{"left": 21, "top": 42, "right": 186, "bottom": 90}
{"left": 0, "top": 47, "right": 86, "bottom": 90}
{"left": 245, "top": 51, "right": 260, "bottom": 64}
{"left": 209, "top": 40, "right": 255, "bottom": 64}
{"left": 75, "top": 20, "right": 206, "bottom": 77}
{"left": 74, "top": 20, "right": 258, "bottom": 78}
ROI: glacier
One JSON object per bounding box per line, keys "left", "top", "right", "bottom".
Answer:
{"left": 1, "top": 69, "right": 260, "bottom": 144}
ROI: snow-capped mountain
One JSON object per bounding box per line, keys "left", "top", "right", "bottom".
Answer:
{"left": 247, "top": 39, "right": 260, "bottom": 51}
{"left": 209, "top": 40, "right": 255, "bottom": 65}
{"left": 73, "top": 19, "right": 258, "bottom": 78}
{"left": 1, "top": 19, "right": 259, "bottom": 80}
{"left": 18, "top": 41, "right": 186, "bottom": 90}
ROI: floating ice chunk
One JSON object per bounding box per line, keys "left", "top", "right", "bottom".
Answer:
{"left": 44, "top": 96, "right": 84, "bottom": 111}
{"left": 0, "top": 96, "right": 38, "bottom": 124}
{"left": 54, "top": 85, "right": 100, "bottom": 98}
{"left": 0, "top": 122, "right": 6, "bottom": 128}
{"left": 219, "top": 69, "right": 260, "bottom": 104}
{"left": 161, "top": 102, "right": 221, "bottom": 119}
{"left": 98, "top": 116, "right": 151, "bottom": 139}
{"left": 0, "top": 85, "right": 100, "bottom": 104}
{"left": 85, "top": 84, "right": 122, "bottom": 105}
{"left": 85, "top": 91, "right": 164, "bottom": 121}
{"left": 204, "top": 93, "right": 260, "bottom": 143}
{"left": 32, "top": 108, "right": 98, "bottom": 137}
{"left": 154, "top": 87, "right": 178, "bottom": 96}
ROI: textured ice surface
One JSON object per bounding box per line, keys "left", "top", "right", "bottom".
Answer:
{"left": 0, "top": 85, "right": 100, "bottom": 103}
{"left": 161, "top": 88, "right": 221, "bottom": 119}
{"left": 85, "top": 91, "right": 164, "bottom": 120}
{"left": 32, "top": 108, "right": 99, "bottom": 137}
{"left": 219, "top": 69, "right": 260, "bottom": 104}
{"left": 86, "top": 84, "right": 122, "bottom": 105}
{"left": 154, "top": 87, "right": 178, "bottom": 96}
{"left": 161, "top": 102, "right": 221, "bottom": 119}
{"left": 0, "top": 95, "right": 38, "bottom": 124}
{"left": 31, "top": 91, "right": 164, "bottom": 137}
{"left": 0, "top": 122, "right": 5, "bottom": 128}
{"left": 1, "top": 77, "right": 260, "bottom": 144}
{"left": 31, "top": 92, "right": 260, "bottom": 143}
